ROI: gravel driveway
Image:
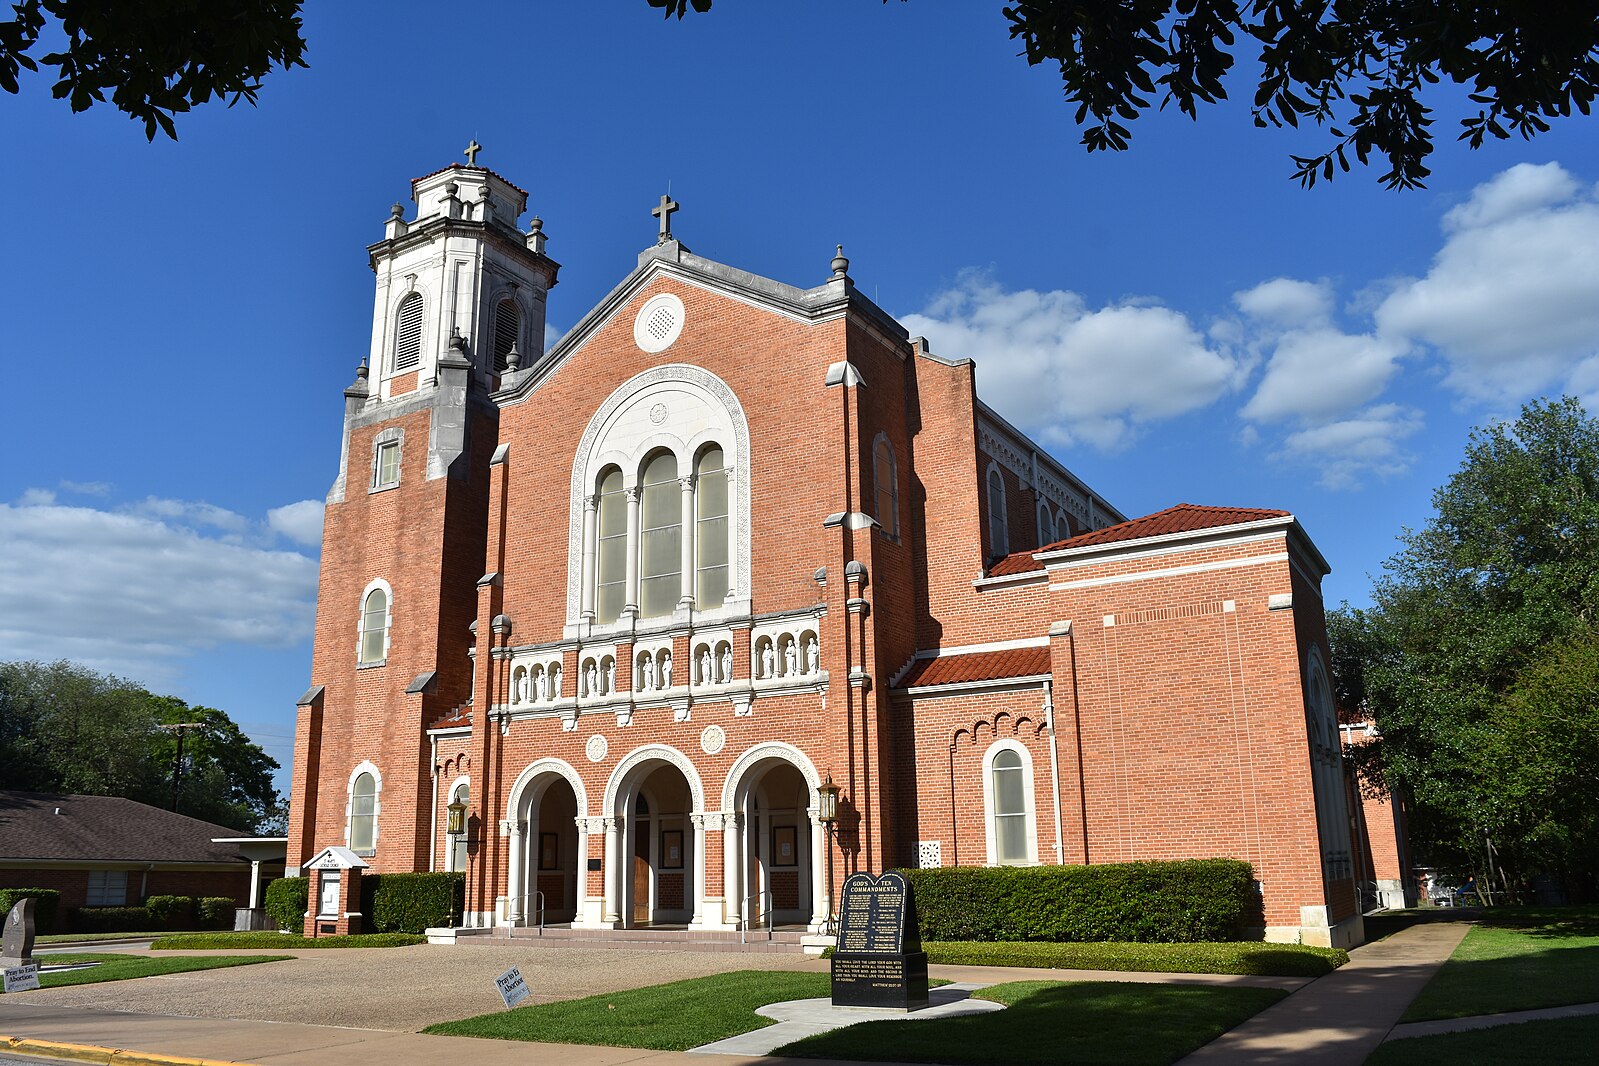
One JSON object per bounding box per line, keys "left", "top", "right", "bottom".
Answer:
{"left": 24, "top": 943, "right": 827, "bottom": 1032}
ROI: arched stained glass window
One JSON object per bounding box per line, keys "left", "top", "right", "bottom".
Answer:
{"left": 987, "top": 467, "right": 1009, "bottom": 557}
{"left": 449, "top": 782, "right": 469, "bottom": 871}
{"left": 990, "top": 748, "right": 1027, "bottom": 865}
{"left": 350, "top": 772, "right": 378, "bottom": 852}
{"left": 873, "top": 436, "right": 899, "bottom": 537}
{"left": 595, "top": 467, "right": 626, "bottom": 624}
{"left": 638, "top": 452, "right": 682, "bottom": 618}
{"left": 360, "top": 587, "right": 388, "bottom": 664}
{"left": 695, "top": 447, "right": 728, "bottom": 608}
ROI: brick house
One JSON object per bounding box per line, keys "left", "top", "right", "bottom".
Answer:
{"left": 0, "top": 791, "right": 285, "bottom": 921}
{"left": 287, "top": 158, "right": 1385, "bottom": 949}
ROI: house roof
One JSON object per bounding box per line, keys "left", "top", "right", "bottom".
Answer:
{"left": 411, "top": 162, "right": 529, "bottom": 198}
{"left": 987, "top": 504, "right": 1295, "bottom": 577}
{"left": 0, "top": 792, "right": 260, "bottom": 865}
{"left": 896, "top": 646, "right": 1051, "bottom": 690}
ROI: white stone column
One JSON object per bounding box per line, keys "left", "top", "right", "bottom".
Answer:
{"left": 580, "top": 494, "right": 599, "bottom": 621}
{"left": 678, "top": 475, "right": 696, "bottom": 610}
{"left": 722, "top": 810, "right": 744, "bottom": 928}
{"left": 807, "top": 808, "right": 828, "bottom": 933}
{"left": 506, "top": 820, "right": 525, "bottom": 924}
{"left": 602, "top": 816, "right": 621, "bottom": 924}
{"left": 248, "top": 860, "right": 262, "bottom": 910}
{"left": 687, "top": 812, "right": 708, "bottom": 927}
{"left": 623, "top": 487, "right": 642, "bottom": 616}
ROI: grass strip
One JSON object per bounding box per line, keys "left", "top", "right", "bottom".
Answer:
{"left": 1369, "top": 1014, "right": 1599, "bottom": 1065}
{"left": 32, "top": 952, "right": 290, "bottom": 988}
{"left": 424, "top": 970, "right": 832, "bottom": 1050}
{"left": 36, "top": 931, "right": 196, "bottom": 944}
{"left": 920, "top": 940, "right": 1345, "bottom": 977}
{"left": 775, "top": 980, "right": 1286, "bottom": 1065}
{"left": 1402, "top": 914, "right": 1599, "bottom": 1021}
{"left": 153, "top": 931, "right": 425, "bottom": 949}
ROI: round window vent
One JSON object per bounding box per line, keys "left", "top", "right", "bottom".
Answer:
{"left": 633, "top": 293, "right": 685, "bottom": 354}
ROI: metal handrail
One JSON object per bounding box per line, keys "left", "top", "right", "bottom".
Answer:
{"left": 504, "top": 890, "right": 545, "bottom": 936}
{"left": 740, "top": 888, "right": 773, "bottom": 946}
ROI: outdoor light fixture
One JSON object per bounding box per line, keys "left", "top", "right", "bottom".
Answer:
{"left": 446, "top": 798, "right": 467, "bottom": 836}
{"left": 817, "top": 771, "right": 841, "bottom": 936}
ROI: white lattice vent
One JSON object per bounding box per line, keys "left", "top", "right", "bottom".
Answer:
{"left": 917, "top": 841, "right": 943, "bottom": 869}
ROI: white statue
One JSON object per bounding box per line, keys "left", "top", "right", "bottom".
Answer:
{"left": 760, "top": 641, "right": 776, "bottom": 679}
{"left": 513, "top": 669, "right": 526, "bottom": 703}
{"left": 606, "top": 659, "right": 615, "bottom": 694}
{"left": 784, "top": 641, "right": 798, "bottom": 676}
{"left": 642, "top": 655, "right": 655, "bottom": 691}
{"left": 661, "top": 651, "right": 673, "bottom": 688}
{"left": 700, "top": 649, "right": 713, "bottom": 685}
{"left": 721, "top": 646, "right": 733, "bottom": 683}
{"left": 805, "top": 636, "right": 819, "bottom": 674}
{"left": 584, "top": 662, "right": 598, "bottom": 697}
{"left": 550, "top": 664, "right": 562, "bottom": 700}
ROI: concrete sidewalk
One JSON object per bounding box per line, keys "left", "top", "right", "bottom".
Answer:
{"left": 1177, "top": 921, "right": 1472, "bottom": 1065}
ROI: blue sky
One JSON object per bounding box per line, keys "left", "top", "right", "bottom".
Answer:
{"left": 4, "top": 2, "right": 1598, "bottom": 795}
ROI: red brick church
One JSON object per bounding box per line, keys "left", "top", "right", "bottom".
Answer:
{"left": 287, "top": 153, "right": 1376, "bottom": 949}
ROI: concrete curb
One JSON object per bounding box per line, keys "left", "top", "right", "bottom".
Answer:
{"left": 3, "top": 1034, "right": 252, "bottom": 1066}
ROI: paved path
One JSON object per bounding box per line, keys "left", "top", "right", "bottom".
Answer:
{"left": 1387, "top": 999, "right": 1599, "bottom": 1040}
{"left": 1178, "top": 921, "right": 1472, "bottom": 1065}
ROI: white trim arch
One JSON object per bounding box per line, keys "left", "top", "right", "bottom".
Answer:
{"left": 443, "top": 775, "right": 470, "bottom": 872}
{"left": 503, "top": 757, "right": 589, "bottom": 927}
{"left": 507, "top": 757, "right": 590, "bottom": 820}
{"left": 719, "top": 741, "right": 828, "bottom": 934}
{"left": 982, "top": 739, "right": 1037, "bottom": 866}
{"left": 345, "top": 759, "right": 382, "bottom": 854}
{"left": 720, "top": 741, "right": 823, "bottom": 810}
{"left": 357, "top": 578, "right": 393, "bottom": 665}
{"left": 602, "top": 743, "right": 706, "bottom": 816}
{"left": 566, "top": 365, "right": 752, "bottom": 624}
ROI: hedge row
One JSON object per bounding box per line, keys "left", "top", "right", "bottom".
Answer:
{"left": 900, "top": 859, "right": 1256, "bottom": 943}
{"left": 267, "top": 872, "right": 463, "bottom": 934}
{"left": 0, "top": 888, "right": 60, "bottom": 934}
{"left": 919, "top": 939, "right": 1348, "bottom": 977}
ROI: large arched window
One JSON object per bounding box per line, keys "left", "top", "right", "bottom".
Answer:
{"left": 393, "top": 292, "right": 424, "bottom": 372}
{"left": 639, "top": 452, "right": 682, "bottom": 618}
{"left": 873, "top": 434, "right": 899, "bottom": 537}
{"left": 1306, "top": 649, "right": 1353, "bottom": 875}
{"left": 492, "top": 298, "right": 520, "bottom": 372}
{"left": 359, "top": 583, "right": 390, "bottom": 665}
{"left": 696, "top": 447, "right": 728, "bottom": 608}
{"left": 350, "top": 770, "right": 378, "bottom": 853}
{"left": 1037, "top": 500, "right": 1052, "bottom": 547}
{"left": 984, "top": 741, "right": 1035, "bottom": 866}
{"left": 987, "top": 465, "right": 1009, "bottom": 557}
{"left": 595, "top": 467, "right": 626, "bottom": 624}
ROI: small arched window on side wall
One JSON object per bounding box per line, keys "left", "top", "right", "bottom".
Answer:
{"left": 986, "top": 464, "right": 1009, "bottom": 558}
{"left": 695, "top": 446, "right": 729, "bottom": 608}
{"left": 447, "top": 780, "right": 469, "bottom": 871}
{"left": 984, "top": 741, "right": 1036, "bottom": 866}
{"left": 492, "top": 298, "right": 520, "bottom": 372}
{"left": 1037, "top": 500, "right": 1053, "bottom": 547}
{"left": 358, "top": 581, "right": 391, "bottom": 665}
{"left": 349, "top": 769, "right": 379, "bottom": 853}
{"left": 873, "top": 434, "right": 899, "bottom": 538}
{"left": 393, "top": 292, "right": 424, "bottom": 372}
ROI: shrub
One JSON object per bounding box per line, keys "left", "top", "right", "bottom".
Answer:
{"left": 919, "top": 939, "right": 1348, "bottom": 976}
{"left": 366, "top": 872, "right": 464, "bottom": 933}
{"left": 196, "top": 897, "right": 237, "bottom": 929}
{"left": 0, "top": 888, "right": 60, "bottom": 935}
{"left": 264, "top": 877, "right": 307, "bottom": 930}
{"left": 900, "top": 859, "right": 1255, "bottom": 943}
{"left": 144, "top": 894, "right": 194, "bottom": 928}
{"left": 71, "top": 906, "right": 153, "bottom": 933}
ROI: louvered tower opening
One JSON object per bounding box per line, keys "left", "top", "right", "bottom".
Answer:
{"left": 493, "top": 299, "right": 520, "bottom": 372}
{"left": 393, "top": 293, "right": 424, "bottom": 372}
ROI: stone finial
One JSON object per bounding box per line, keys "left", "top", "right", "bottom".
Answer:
{"left": 356, "top": 358, "right": 369, "bottom": 382}
{"left": 506, "top": 341, "right": 521, "bottom": 372}
{"left": 390, "top": 202, "right": 404, "bottom": 219}
{"left": 449, "top": 327, "right": 467, "bottom": 352}
{"left": 831, "top": 244, "right": 850, "bottom": 279}
{"left": 527, "top": 215, "right": 546, "bottom": 254}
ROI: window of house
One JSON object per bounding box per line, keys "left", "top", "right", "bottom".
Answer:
{"left": 448, "top": 782, "right": 469, "bottom": 872}
{"left": 987, "top": 467, "right": 1009, "bottom": 557}
{"left": 985, "top": 742, "right": 1034, "bottom": 866}
{"left": 393, "top": 292, "right": 424, "bottom": 372}
{"left": 86, "top": 870, "right": 127, "bottom": 906}
{"left": 873, "top": 435, "right": 899, "bottom": 537}
{"left": 638, "top": 451, "right": 682, "bottom": 618}
{"left": 695, "top": 447, "right": 729, "bottom": 607}
{"left": 373, "top": 440, "right": 400, "bottom": 490}
{"left": 595, "top": 467, "right": 626, "bottom": 624}
{"left": 359, "top": 586, "right": 389, "bottom": 664}
{"left": 493, "top": 298, "right": 520, "bottom": 371}
{"left": 350, "top": 771, "right": 378, "bottom": 853}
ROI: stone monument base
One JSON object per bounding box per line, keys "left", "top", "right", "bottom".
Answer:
{"left": 829, "top": 951, "right": 930, "bottom": 1011}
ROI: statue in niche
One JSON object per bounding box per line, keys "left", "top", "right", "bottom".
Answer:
{"left": 642, "top": 655, "right": 655, "bottom": 691}
{"left": 760, "top": 641, "right": 776, "bottom": 679}
{"left": 661, "top": 651, "right": 673, "bottom": 688}
{"left": 606, "top": 659, "right": 616, "bottom": 694}
{"left": 784, "top": 640, "right": 798, "bottom": 677}
{"left": 535, "top": 668, "right": 548, "bottom": 702}
{"left": 700, "top": 649, "right": 713, "bottom": 685}
{"left": 512, "top": 670, "right": 524, "bottom": 703}
{"left": 550, "top": 665, "right": 562, "bottom": 699}
{"left": 584, "top": 662, "right": 598, "bottom": 697}
{"left": 721, "top": 646, "right": 733, "bottom": 683}
{"left": 807, "top": 636, "right": 820, "bottom": 673}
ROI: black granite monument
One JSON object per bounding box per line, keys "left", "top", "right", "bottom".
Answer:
{"left": 1, "top": 898, "right": 35, "bottom": 969}
{"left": 829, "top": 870, "right": 929, "bottom": 1011}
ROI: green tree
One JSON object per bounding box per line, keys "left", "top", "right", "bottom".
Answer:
{"left": 1331, "top": 397, "right": 1599, "bottom": 899}
{"left": 0, "top": 0, "right": 307, "bottom": 139}
{"left": 650, "top": 1, "right": 1599, "bottom": 190}
{"left": 0, "top": 660, "right": 282, "bottom": 833}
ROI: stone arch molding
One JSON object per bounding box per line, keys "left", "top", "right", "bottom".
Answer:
{"left": 506, "top": 757, "right": 589, "bottom": 821}
{"left": 565, "top": 364, "right": 753, "bottom": 622}
{"left": 603, "top": 743, "right": 706, "bottom": 817}
{"left": 720, "top": 741, "right": 823, "bottom": 811}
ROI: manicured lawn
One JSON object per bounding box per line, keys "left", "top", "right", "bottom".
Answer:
{"left": 920, "top": 940, "right": 1345, "bottom": 977}
{"left": 1368, "top": 1014, "right": 1599, "bottom": 1065}
{"left": 775, "top": 980, "right": 1287, "bottom": 1065}
{"left": 153, "top": 931, "right": 425, "bottom": 949}
{"left": 36, "top": 931, "right": 190, "bottom": 943}
{"left": 29, "top": 953, "right": 291, "bottom": 988}
{"left": 424, "top": 971, "right": 833, "bottom": 1050}
{"left": 1402, "top": 908, "right": 1599, "bottom": 1021}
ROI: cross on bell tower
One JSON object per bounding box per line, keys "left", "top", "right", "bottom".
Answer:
{"left": 652, "top": 193, "right": 679, "bottom": 244}
{"left": 464, "top": 139, "right": 483, "bottom": 166}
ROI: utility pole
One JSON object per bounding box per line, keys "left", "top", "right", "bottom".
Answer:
{"left": 157, "top": 722, "right": 205, "bottom": 813}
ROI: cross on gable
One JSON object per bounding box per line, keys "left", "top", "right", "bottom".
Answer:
{"left": 652, "top": 194, "right": 679, "bottom": 243}
{"left": 464, "top": 139, "right": 483, "bottom": 166}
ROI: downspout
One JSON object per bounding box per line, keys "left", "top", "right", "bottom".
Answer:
{"left": 1043, "top": 680, "right": 1064, "bottom": 864}
{"left": 429, "top": 734, "right": 439, "bottom": 872}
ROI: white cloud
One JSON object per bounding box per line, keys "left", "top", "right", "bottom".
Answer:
{"left": 18, "top": 488, "right": 55, "bottom": 506}
{"left": 0, "top": 499, "right": 318, "bottom": 683}
{"left": 267, "top": 499, "right": 326, "bottom": 547}
{"left": 1241, "top": 327, "right": 1409, "bottom": 424}
{"left": 1376, "top": 162, "right": 1599, "bottom": 400}
{"left": 59, "top": 480, "right": 112, "bottom": 497}
{"left": 1279, "top": 405, "right": 1424, "bottom": 490}
{"left": 1236, "top": 278, "right": 1333, "bottom": 329}
{"left": 902, "top": 272, "right": 1243, "bottom": 448}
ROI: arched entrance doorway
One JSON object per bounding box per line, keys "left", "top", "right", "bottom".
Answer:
{"left": 506, "top": 760, "right": 588, "bottom": 927}
{"left": 605, "top": 745, "right": 705, "bottom": 929}
{"left": 722, "top": 744, "right": 827, "bottom": 933}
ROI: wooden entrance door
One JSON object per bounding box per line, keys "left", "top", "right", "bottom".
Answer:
{"left": 633, "top": 855, "right": 650, "bottom": 924}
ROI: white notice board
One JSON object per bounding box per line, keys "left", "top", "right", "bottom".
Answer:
{"left": 495, "top": 965, "right": 530, "bottom": 1009}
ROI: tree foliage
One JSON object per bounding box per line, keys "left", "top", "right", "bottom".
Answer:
{"left": 0, "top": 0, "right": 307, "bottom": 139}
{"left": 1331, "top": 397, "right": 1599, "bottom": 898}
{"left": 0, "top": 660, "right": 283, "bottom": 833}
{"left": 648, "top": 1, "right": 1599, "bottom": 189}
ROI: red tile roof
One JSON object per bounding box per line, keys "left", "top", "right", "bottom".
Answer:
{"left": 1045, "top": 504, "right": 1290, "bottom": 551}
{"left": 988, "top": 551, "right": 1046, "bottom": 576}
{"left": 896, "top": 646, "right": 1050, "bottom": 689}
{"left": 410, "top": 162, "right": 529, "bottom": 198}
{"left": 429, "top": 710, "right": 472, "bottom": 730}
